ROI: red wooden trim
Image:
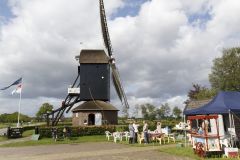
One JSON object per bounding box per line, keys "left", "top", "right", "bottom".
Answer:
{"left": 187, "top": 115, "right": 218, "bottom": 120}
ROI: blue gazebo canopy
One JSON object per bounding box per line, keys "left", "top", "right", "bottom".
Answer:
{"left": 184, "top": 91, "right": 240, "bottom": 115}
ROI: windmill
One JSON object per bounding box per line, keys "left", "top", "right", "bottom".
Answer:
{"left": 47, "top": 0, "right": 129, "bottom": 126}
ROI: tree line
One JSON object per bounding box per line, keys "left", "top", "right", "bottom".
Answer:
{"left": 0, "top": 112, "right": 32, "bottom": 123}
{"left": 133, "top": 103, "right": 182, "bottom": 120}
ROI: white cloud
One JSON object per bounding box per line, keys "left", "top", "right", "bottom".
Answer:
{"left": 0, "top": 0, "right": 240, "bottom": 117}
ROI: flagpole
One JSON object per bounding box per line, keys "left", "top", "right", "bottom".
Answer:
{"left": 17, "top": 87, "right": 22, "bottom": 127}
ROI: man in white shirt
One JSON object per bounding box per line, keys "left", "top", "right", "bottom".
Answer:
{"left": 133, "top": 121, "right": 139, "bottom": 143}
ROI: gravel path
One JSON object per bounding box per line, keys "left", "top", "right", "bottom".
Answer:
{"left": 0, "top": 142, "right": 193, "bottom": 160}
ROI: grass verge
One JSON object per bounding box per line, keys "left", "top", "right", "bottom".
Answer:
{"left": 159, "top": 145, "right": 240, "bottom": 160}
{"left": 0, "top": 135, "right": 107, "bottom": 147}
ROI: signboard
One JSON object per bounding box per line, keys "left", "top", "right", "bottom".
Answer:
{"left": 68, "top": 88, "right": 80, "bottom": 94}
{"left": 7, "top": 127, "right": 23, "bottom": 138}
{"left": 95, "top": 113, "right": 102, "bottom": 126}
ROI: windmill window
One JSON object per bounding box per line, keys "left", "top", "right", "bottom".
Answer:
{"left": 76, "top": 113, "right": 78, "bottom": 117}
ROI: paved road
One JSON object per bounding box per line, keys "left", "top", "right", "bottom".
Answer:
{"left": 0, "top": 142, "right": 193, "bottom": 160}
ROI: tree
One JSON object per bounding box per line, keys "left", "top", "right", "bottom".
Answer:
{"left": 157, "top": 103, "right": 171, "bottom": 119}
{"left": 0, "top": 112, "right": 31, "bottom": 123}
{"left": 172, "top": 106, "right": 182, "bottom": 118}
{"left": 132, "top": 105, "right": 141, "bottom": 118}
{"left": 187, "top": 84, "right": 216, "bottom": 101}
{"left": 209, "top": 47, "right": 240, "bottom": 91}
{"left": 122, "top": 107, "right": 129, "bottom": 118}
{"left": 36, "top": 103, "right": 53, "bottom": 121}
{"left": 187, "top": 84, "right": 201, "bottom": 100}
{"left": 140, "top": 103, "right": 157, "bottom": 120}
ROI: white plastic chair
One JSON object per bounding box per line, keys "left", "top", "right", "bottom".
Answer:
{"left": 161, "top": 128, "right": 175, "bottom": 143}
{"left": 105, "top": 131, "right": 112, "bottom": 141}
{"left": 113, "top": 132, "right": 122, "bottom": 143}
{"left": 156, "top": 134, "right": 166, "bottom": 145}
{"left": 138, "top": 132, "right": 144, "bottom": 144}
{"left": 122, "top": 131, "right": 130, "bottom": 141}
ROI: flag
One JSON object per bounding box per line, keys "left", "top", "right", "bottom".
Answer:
{"left": 12, "top": 84, "right": 22, "bottom": 94}
{"left": 0, "top": 77, "right": 22, "bottom": 90}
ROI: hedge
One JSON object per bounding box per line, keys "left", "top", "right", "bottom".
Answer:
{"left": 38, "top": 125, "right": 116, "bottom": 138}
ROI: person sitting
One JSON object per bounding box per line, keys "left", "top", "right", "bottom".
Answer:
{"left": 198, "top": 126, "right": 204, "bottom": 135}
{"left": 155, "top": 122, "right": 162, "bottom": 133}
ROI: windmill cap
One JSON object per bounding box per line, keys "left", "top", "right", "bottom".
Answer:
{"left": 79, "top": 49, "right": 109, "bottom": 64}
{"left": 72, "top": 100, "right": 119, "bottom": 112}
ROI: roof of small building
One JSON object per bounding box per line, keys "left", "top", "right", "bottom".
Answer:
{"left": 184, "top": 99, "right": 212, "bottom": 111}
{"left": 79, "top": 49, "right": 109, "bottom": 64}
{"left": 72, "top": 100, "right": 119, "bottom": 112}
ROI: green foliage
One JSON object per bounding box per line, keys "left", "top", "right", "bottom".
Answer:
{"left": 139, "top": 103, "right": 183, "bottom": 120}
{"left": 187, "top": 83, "right": 216, "bottom": 100}
{"left": 140, "top": 103, "right": 157, "bottom": 120}
{"left": 157, "top": 103, "right": 171, "bottom": 119}
{"left": 36, "top": 103, "right": 53, "bottom": 121}
{"left": 38, "top": 125, "right": 116, "bottom": 138}
{"left": 115, "top": 125, "right": 129, "bottom": 132}
{"left": 0, "top": 112, "right": 31, "bottom": 123}
{"left": 209, "top": 47, "right": 240, "bottom": 91}
{"left": 195, "top": 87, "right": 217, "bottom": 100}
{"left": 172, "top": 106, "right": 182, "bottom": 118}
{"left": 187, "top": 84, "right": 201, "bottom": 100}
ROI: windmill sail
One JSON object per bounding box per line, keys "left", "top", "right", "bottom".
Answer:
{"left": 99, "top": 0, "right": 112, "bottom": 56}
{"left": 99, "top": 0, "right": 129, "bottom": 109}
{"left": 111, "top": 63, "right": 129, "bottom": 109}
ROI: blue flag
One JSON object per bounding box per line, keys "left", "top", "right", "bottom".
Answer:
{"left": 0, "top": 77, "right": 22, "bottom": 90}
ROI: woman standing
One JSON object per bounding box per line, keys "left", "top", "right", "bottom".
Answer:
{"left": 129, "top": 122, "right": 134, "bottom": 144}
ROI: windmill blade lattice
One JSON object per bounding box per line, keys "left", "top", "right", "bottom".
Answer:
{"left": 99, "top": 0, "right": 129, "bottom": 109}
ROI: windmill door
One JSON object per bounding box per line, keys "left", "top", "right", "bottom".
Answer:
{"left": 95, "top": 113, "right": 102, "bottom": 126}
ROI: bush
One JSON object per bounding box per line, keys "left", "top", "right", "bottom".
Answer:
{"left": 23, "top": 126, "right": 37, "bottom": 132}
{"left": 38, "top": 125, "right": 116, "bottom": 138}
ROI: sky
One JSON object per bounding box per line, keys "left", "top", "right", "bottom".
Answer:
{"left": 0, "top": 0, "right": 240, "bottom": 117}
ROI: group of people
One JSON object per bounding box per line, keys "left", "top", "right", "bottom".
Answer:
{"left": 51, "top": 126, "right": 71, "bottom": 141}
{"left": 128, "top": 121, "right": 162, "bottom": 144}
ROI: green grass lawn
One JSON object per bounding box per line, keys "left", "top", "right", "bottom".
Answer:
{"left": 0, "top": 136, "right": 8, "bottom": 142}
{"left": 0, "top": 135, "right": 108, "bottom": 147}
{"left": 159, "top": 145, "right": 240, "bottom": 160}
{"left": 0, "top": 123, "right": 15, "bottom": 129}
{"left": 22, "top": 129, "right": 35, "bottom": 137}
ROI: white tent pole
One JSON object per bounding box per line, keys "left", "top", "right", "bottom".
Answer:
{"left": 228, "top": 109, "right": 233, "bottom": 147}
{"left": 229, "top": 109, "right": 232, "bottom": 128}
{"left": 184, "top": 115, "right": 187, "bottom": 147}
